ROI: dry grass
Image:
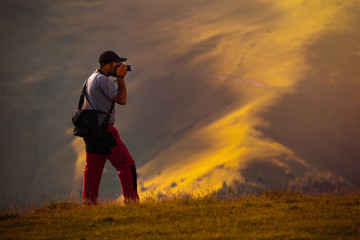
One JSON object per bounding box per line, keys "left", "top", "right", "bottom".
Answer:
{"left": 1, "top": 191, "right": 359, "bottom": 239}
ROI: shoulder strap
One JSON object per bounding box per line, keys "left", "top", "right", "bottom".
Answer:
{"left": 77, "top": 77, "right": 115, "bottom": 119}
{"left": 77, "top": 78, "right": 88, "bottom": 110}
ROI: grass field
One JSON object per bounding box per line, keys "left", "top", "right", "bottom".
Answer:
{"left": 0, "top": 191, "right": 359, "bottom": 239}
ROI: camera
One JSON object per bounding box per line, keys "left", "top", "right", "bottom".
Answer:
{"left": 126, "top": 65, "right": 132, "bottom": 71}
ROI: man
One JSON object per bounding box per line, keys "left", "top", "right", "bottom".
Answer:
{"left": 82, "top": 50, "right": 139, "bottom": 205}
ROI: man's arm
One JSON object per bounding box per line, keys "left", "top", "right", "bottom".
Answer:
{"left": 113, "top": 63, "right": 128, "bottom": 105}
{"left": 113, "top": 76, "right": 127, "bottom": 105}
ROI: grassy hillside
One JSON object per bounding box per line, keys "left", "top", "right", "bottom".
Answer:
{"left": 1, "top": 191, "right": 359, "bottom": 239}
{"left": 1, "top": 0, "right": 360, "bottom": 209}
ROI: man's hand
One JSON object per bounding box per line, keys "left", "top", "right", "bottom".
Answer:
{"left": 116, "top": 63, "right": 128, "bottom": 77}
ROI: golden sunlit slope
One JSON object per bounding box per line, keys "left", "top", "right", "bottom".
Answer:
{"left": 1, "top": 0, "right": 358, "bottom": 207}
{"left": 137, "top": 0, "right": 360, "bottom": 195}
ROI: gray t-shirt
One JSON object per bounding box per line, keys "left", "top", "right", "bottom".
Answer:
{"left": 84, "top": 70, "right": 118, "bottom": 123}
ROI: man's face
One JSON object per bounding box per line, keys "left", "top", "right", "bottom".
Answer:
{"left": 108, "top": 62, "right": 121, "bottom": 77}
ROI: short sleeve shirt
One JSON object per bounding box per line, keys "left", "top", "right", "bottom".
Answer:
{"left": 84, "top": 70, "right": 118, "bottom": 123}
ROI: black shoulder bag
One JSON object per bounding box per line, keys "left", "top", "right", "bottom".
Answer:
{"left": 72, "top": 79, "right": 114, "bottom": 139}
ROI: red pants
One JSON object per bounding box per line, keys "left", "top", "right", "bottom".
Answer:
{"left": 82, "top": 124, "right": 139, "bottom": 204}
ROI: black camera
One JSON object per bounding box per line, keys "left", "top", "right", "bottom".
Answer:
{"left": 126, "top": 65, "right": 132, "bottom": 71}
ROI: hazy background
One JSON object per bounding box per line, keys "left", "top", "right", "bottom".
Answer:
{"left": 1, "top": 0, "right": 359, "bottom": 207}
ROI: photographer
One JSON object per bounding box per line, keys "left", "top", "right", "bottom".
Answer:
{"left": 82, "top": 51, "right": 139, "bottom": 205}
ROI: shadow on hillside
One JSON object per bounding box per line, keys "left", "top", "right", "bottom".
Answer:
{"left": 255, "top": 16, "right": 360, "bottom": 188}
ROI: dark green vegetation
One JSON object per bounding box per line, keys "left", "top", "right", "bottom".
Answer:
{"left": 1, "top": 191, "right": 359, "bottom": 239}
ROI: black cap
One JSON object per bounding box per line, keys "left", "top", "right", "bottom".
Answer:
{"left": 99, "top": 51, "right": 127, "bottom": 66}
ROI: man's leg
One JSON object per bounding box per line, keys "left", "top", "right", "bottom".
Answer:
{"left": 82, "top": 152, "right": 107, "bottom": 205}
{"left": 107, "top": 125, "right": 139, "bottom": 202}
